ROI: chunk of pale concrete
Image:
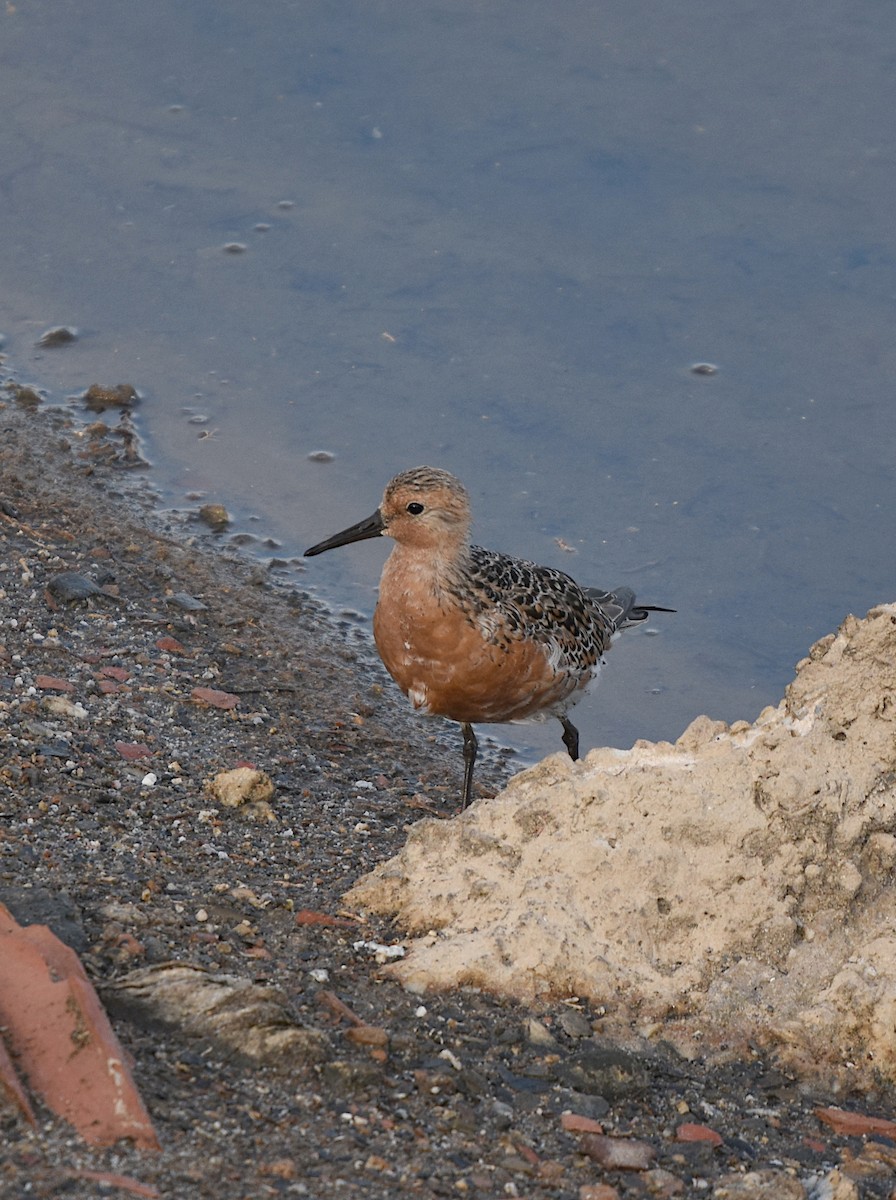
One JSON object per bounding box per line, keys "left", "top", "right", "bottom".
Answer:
{"left": 348, "top": 604, "right": 896, "bottom": 1091}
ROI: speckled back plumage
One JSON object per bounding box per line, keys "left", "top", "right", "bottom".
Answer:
{"left": 445, "top": 545, "right": 646, "bottom": 700}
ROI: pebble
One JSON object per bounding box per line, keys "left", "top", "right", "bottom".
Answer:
{"left": 100, "top": 666, "right": 131, "bottom": 682}
{"left": 352, "top": 939, "right": 405, "bottom": 963}
{"left": 192, "top": 687, "right": 240, "bottom": 710}
{"left": 643, "top": 1168, "right": 687, "bottom": 1196}
{"left": 676, "top": 1122, "right": 723, "bottom": 1146}
{"left": 711, "top": 1169, "right": 806, "bottom": 1198}
{"left": 8, "top": 383, "right": 41, "bottom": 409}
{"left": 46, "top": 571, "right": 105, "bottom": 603}
{"left": 115, "top": 742, "right": 152, "bottom": 761}
{"left": 579, "top": 1185, "right": 620, "bottom": 1200}
{"left": 155, "top": 636, "right": 187, "bottom": 654}
{"left": 560, "top": 1112, "right": 604, "bottom": 1135}
{"left": 198, "top": 505, "right": 230, "bottom": 532}
{"left": 579, "top": 1133, "right": 654, "bottom": 1171}
{"left": 557, "top": 1045, "right": 650, "bottom": 1100}
{"left": 82, "top": 383, "right": 138, "bottom": 412}
{"left": 36, "top": 326, "right": 77, "bottom": 347}
{"left": 526, "top": 1017, "right": 558, "bottom": 1047}
{"left": 490, "top": 1100, "right": 514, "bottom": 1129}
{"left": 345, "top": 1025, "right": 389, "bottom": 1048}
{"left": 814, "top": 1105, "right": 896, "bottom": 1138}
{"left": 258, "top": 1159, "right": 296, "bottom": 1180}
{"left": 557, "top": 1008, "right": 593, "bottom": 1038}
{"left": 34, "top": 675, "right": 74, "bottom": 693}
{"left": 44, "top": 696, "right": 88, "bottom": 721}
{"left": 207, "top": 767, "right": 275, "bottom": 821}
{"left": 166, "top": 592, "right": 208, "bottom": 612}
{"left": 807, "top": 1170, "right": 859, "bottom": 1200}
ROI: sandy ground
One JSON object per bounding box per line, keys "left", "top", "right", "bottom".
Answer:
{"left": 1, "top": 395, "right": 895, "bottom": 1200}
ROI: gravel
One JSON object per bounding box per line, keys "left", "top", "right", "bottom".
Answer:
{"left": 1, "top": 398, "right": 893, "bottom": 1200}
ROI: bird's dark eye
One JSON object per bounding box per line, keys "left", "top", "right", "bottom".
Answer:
{"left": 406, "top": 502, "right": 425, "bottom": 515}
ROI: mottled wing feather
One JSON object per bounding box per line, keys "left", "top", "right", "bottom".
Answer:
{"left": 448, "top": 546, "right": 620, "bottom": 675}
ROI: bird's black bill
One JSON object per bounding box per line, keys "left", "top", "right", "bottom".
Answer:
{"left": 630, "top": 604, "right": 677, "bottom": 617}
{"left": 304, "top": 509, "right": 385, "bottom": 557}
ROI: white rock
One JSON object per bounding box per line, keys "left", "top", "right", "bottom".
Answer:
{"left": 348, "top": 605, "right": 896, "bottom": 1092}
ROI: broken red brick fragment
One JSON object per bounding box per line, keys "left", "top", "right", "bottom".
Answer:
{"left": 0, "top": 903, "right": 160, "bottom": 1149}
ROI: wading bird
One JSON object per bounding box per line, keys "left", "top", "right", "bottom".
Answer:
{"left": 305, "top": 467, "right": 671, "bottom": 808}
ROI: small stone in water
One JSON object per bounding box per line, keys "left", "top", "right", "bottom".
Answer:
{"left": 37, "top": 326, "right": 77, "bottom": 347}
{"left": 198, "top": 505, "right": 230, "bottom": 532}
{"left": 83, "top": 384, "right": 138, "bottom": 412}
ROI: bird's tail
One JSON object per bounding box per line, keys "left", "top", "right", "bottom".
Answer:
{"left": 585, "top": 585, "right": 676, "bottom": 632}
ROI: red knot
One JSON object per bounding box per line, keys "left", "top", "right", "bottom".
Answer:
{"left": 305, "top": 466, "right": 672, "bottom": 808}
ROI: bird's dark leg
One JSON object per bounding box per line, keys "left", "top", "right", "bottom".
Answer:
{"left": 560, "top": 715, "right": 580, "bottom": 761}
{"left": 460, "top": 722, "right": 477, "bottom": 810}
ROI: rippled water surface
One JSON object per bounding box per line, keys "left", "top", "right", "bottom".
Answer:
{"left": 2, "top": 0, "right": 893, "bottom": 763}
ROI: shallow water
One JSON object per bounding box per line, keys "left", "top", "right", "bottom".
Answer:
{"left": 1, "top": 0, "right": 894, "bottom": 764}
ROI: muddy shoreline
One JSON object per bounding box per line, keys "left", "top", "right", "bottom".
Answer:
{"left": 1, "top": 397, "right": 894, "bottom": 1199}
